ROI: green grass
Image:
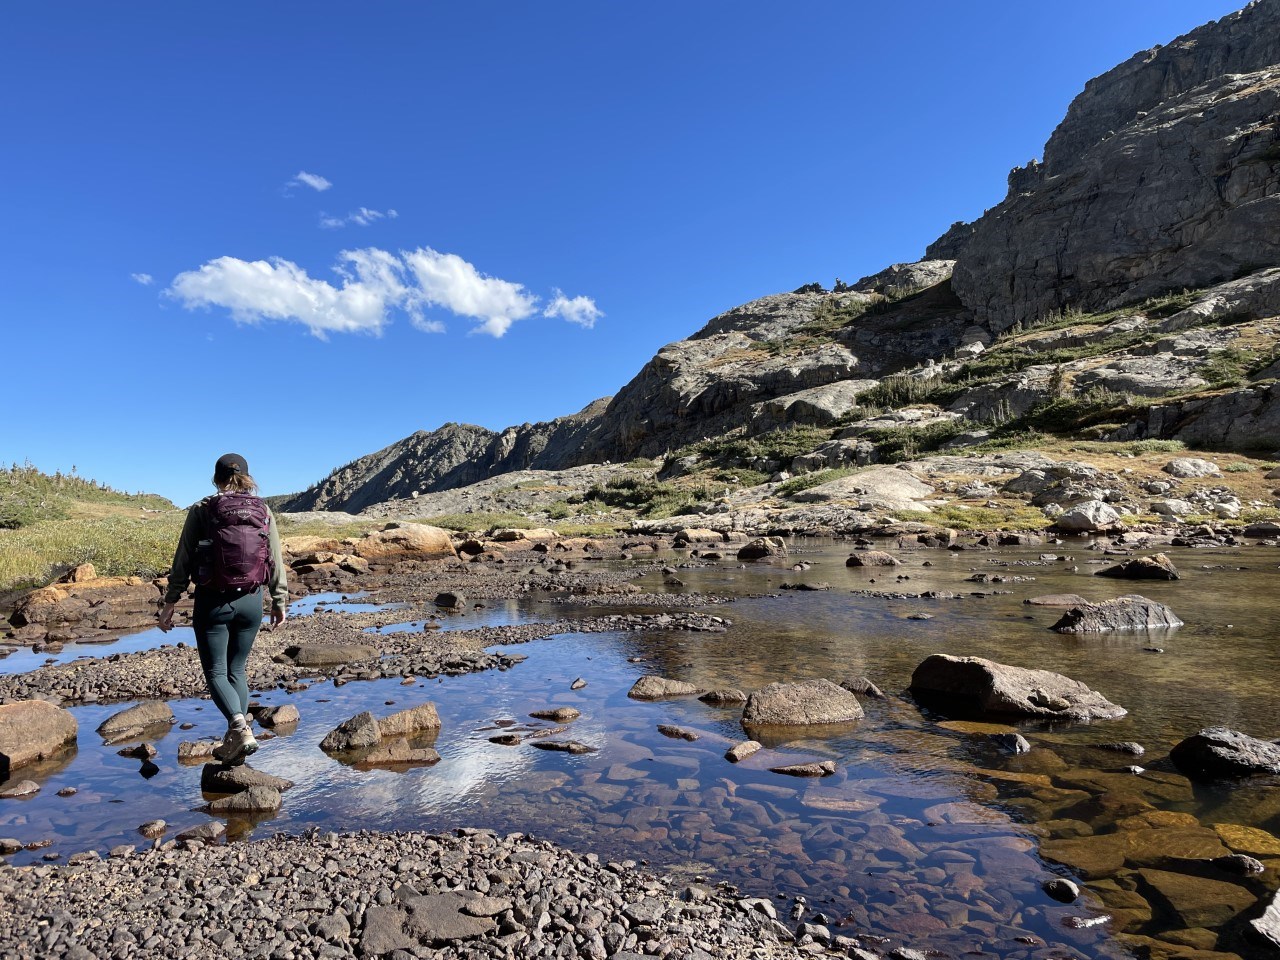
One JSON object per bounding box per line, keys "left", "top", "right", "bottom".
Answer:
{"left": 860, "top": 419, "right": 968, "bottom": 462}
{"left": 893, "top": 504, "right": 1049, "bottom": 532}
{"left": 580, "top": 477, "right": 713, "bottom": 519}
{"left": 1223, "top": 461, "right": 1254, "bottom": 473}
{"left": 0, "top": 463, "right": 173, "bottom": 530}
{"left": 0, "top": 514, "right": 183, "bottom": 592}
{"left": 419, "top": 512, "right": 539, "bottom": 534}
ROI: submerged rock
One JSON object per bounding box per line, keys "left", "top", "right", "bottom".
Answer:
{"left": 1169, "top": 727, "right": 1280, "bottom": 781}
{"left": 909, "top": 654, "right": 1126, "bottom": 722}
{"left": 742, "top": 678, "right": 863, "bottom": 727}
{"left": 1049, "top": 595, "right": 1183, "bottom": 633}
{"left": 96, "top": 701, "right": 174, "bottom": 743}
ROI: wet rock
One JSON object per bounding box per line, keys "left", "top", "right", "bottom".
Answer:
{"left": 1136, "top": 868, "right": 1254, "bottom": 929}
{"left": 742, "top": 678, "right": 864, "bottom": 727}
{"left": 117, "top": 743, "right": 157, "bottom": 760}
{"left": 529, "top": 707, "right": 580, "bottom": 722}
{"left": 1096, "top": 741, "right": 1145, "bottom": 757}
{"left": 779, "top": 580, "right": 830, "bottom": 591}
{"left": 1049, "top": 595, "right": 1183, "bottom": 633}
{"left": 1025, "top": 593, "right": 1089, "bottom": 607}
{"left": 283, "top": 643, "right": 378, "bottom": 668}
{"left": 56, "top": 787, "right": 76, "bottom": 797}
{"left": 434, "top": 591, "right": 466, "bottom": 609}
{"left": 990, "top": 733, "right": 1031, "bottom": 753}
{"left": 203, "top": 785, "right": 283, "bottom": 815}
{"left": 570, "top": 677, "right": 587, "bottom": 690}
{"left": 0, "top": 838, "right": 22, "bottom": 854}
{"left": 909, "top": 654, "right": 1126, "bottom": 721}
{"left": 838, "top": 677, "right": 885, "bottom": 699}
{"left": 0, "top": 779, "right": 39, "bottom": 798}
{"left": 737, "top": 537, "right": 787, "bottom": 561}
{"left": 377, "top": 703, "right": 442, "bottom": 738}
{"left": 1042, "top": 877, "right": 1080, "bottom": 903}
{"left": 769, "top": 760, "right": 836, "bottom": 777}
{"left": 252, "top": 704, "right": 300, "bottom": 728}
{"left": 178, "top": 740, "right": 220, "bottom": 761}
{"left": 530, "top": 740, "right": 596, "bottom": 754}
{"left": 1054, "top": 499, "right": 1123, "bottom": 533}
{"left": 1213, "top": 823, "right": 1280, "bottom": 857}
{"left": 1251, "top": 889, "right": 1280, "bottom": 950}
{"left": 627, "top": 676, "right": 704, "bottom": 700}
{"left": 176, "top": 821, "right": 225, "bottom": 844}
{"left": 96, "top": 701, "right": 174, "bottom": 743}
{"left": 657, "top": 724, "right": 699, "bottom": 741}
{"left": 354, "top": 738, "right": 441, "bottom": 768}
{"left": 320, "top": 711, "right": 382, "bottom": 752}
{"left": 699, "top": 688, "right": 748, "bottom": 705}
{"left": 138, "top": 820, "right": 166, "bottom": 839}
{"left": 1095, "top": 553, "right": 1180, "bottom": 581}
{"left": 846, "top": 551, "right": 900, "bottom": 567}
{"left": 725, "top": 740, "right": 762, "bottom": 763}
{"left": 1209, "top": 853, "right": 1265, "bottom": 875}
{"left": 1170, "top": 727, "right": 1280, "bottom": 780}
{"left": 0, "top": 700, "right": 77, "bottom": 776}
{"left": 200, "top": 764, "right": 294, "bottom": 794}
{"left": 488, "top": 733, "right": 521, "bottom": 746}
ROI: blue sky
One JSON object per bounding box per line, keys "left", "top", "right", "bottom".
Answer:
{"left": 1, "top": 1, "right": 1245, "bottom": 507}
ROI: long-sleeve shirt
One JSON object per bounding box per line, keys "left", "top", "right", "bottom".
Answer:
{"left": 163, "top": 495, "right": 288, "bottom": 608}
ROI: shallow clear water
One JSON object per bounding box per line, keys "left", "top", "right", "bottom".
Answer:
{"left": 3, "top": 539, "right": 1279, "bottom": 958}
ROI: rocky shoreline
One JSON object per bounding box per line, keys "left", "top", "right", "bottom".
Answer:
{"left": 0, "top": 827, "right": 819, "bottom": 960}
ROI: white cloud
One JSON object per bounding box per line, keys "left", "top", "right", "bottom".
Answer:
{"left": 290, "top": 171, "right": 332, "bottom": 192}
{"left": 167, "top": 246, "right": 593, "bottom": 340}
{"left": 131, "top": 272, "right": 155, "bottom": 286}
{"left": 544, "top": 288, "right": 603, "bottom": 328}
{"left": 167, "top": 250, "right": 405, "bottom": 338}
{"left": 319, "top": 207, "right": 399, "bottom": 229}
{"left": 402, "top": 247, "right": 538, "bottom": 337}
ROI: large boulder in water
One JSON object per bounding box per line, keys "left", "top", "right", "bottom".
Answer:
{"left": 353, "top": 523, "right": 457, "bottom": 562}
{"left": 1169, "top": 727, "right": 1280, "bottom": 781}
{"left": 1049, "top": 595, "right": 1183, "bottom": 633}
{"left": 0, "top": 701, "right": 77, "bottom": 777}
{"left": 742, "top": 679, "right": 864, "bottom": 727}
{"left": 96, "top": 701, "right": 175, "bottom": 744}
{"left": 1094, "top": 553, "right": 1180, "bottom": 581}
{"left": 283, "top": 643, "right": 379, "bottom": 667}
{"left": 627, "top": 676, "right": 704, "bottom": 700}
{"left": 909, "top": 654, "right": 1126, "bottom": 722}
{"left": 737, "top": 537, "right": 787, "bottom": 561}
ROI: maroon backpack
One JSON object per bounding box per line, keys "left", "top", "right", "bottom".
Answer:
{"left": 194, "top": 493, "right": 273, "bottom": 591}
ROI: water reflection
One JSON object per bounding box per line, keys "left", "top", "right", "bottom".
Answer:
{"left": 1, "top": 540, "right": 1277, "bottom": 958}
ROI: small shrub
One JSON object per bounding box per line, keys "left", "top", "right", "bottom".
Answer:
{"left": 775, "top": 468, "right": 856, "bottom": 497}
{"left": 1223, "top": 462, "right": 1254, "bottom": 473}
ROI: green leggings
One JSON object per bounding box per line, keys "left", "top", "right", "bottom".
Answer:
{"left": 193, "top": 587, "right": 263, "bottom": 723}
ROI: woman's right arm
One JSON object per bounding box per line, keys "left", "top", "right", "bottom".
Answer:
{"left": 162, "top": 506, "right": 202, "bottom": 605}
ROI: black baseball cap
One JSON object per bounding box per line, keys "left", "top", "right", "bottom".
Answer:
{"left": 214, "top": 453, "right": 249, "bottom": 483}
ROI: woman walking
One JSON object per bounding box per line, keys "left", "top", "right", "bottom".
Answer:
{"left": 158, "top": 453, "right": 288, "bottom": 764}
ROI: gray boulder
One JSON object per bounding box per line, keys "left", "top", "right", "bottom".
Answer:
{"left": 1050, "top": 595, "right": 1183, "bottom": 633}
{"left": 737, "top": 537, "right": 787, "bottom": 561}
{"left": 845, "top": 551, "right": 900, "bottom": 568}
{"left": 1052, "top": 500, "right": 1122, "bottom": 533}
{"left": 96, "top": 701, "right": 174, "bottom": 743}
{"left": 1163, "top": 457, "right": 1221, "bottom": 479}
{"left": 909, "top": 654, "right": 1126, "bottom": 722}
{"left": 252, "top": 704, "right": 300, "bottom": 728}
{"left": 627, "top": 676, "right": 704, "bottom": 700}
{"left": 200, "top": 764, "right": 294, "bottom": 794}
{"left": 1169, "top": 727, "right": 1280, "bottom": 781}
{"left": 742, "top": 679, "right": 864, "bottom": 727}
{"left": 203, "top": 786, "right": 283, "bottom": 815}
{"left": 0, "top": 700, "right": 77, "bottom": 777}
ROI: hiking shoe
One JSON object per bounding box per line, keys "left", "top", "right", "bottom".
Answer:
{"left": 212, "top": 727, "right": 259, "bottom": 766}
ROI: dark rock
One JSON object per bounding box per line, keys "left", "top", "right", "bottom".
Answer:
{"left": 838, "top": 677, "right": 885, "bottom": 699}
{"left": 117, "top": 743, "right": 157, "bottom": 760}
{"left": 1049, "top": 595, "right": 1183, "bottom": 633}
{"left": 137, "top": 820, "right": 166, "bottom": 839}
{"left": 1042, "top": 878, "right": 1080, "bottom": 903}
{"left": 990, "top": 733, "right": 1031, "bottom": 754}
{"left": 657, "top": 724, "right": 699, "bottom": 741}
{"left": 203, "top": 786, "right": 283, "bottom": 814}
{"left": 529, "top": 707, "right": 580, "bottom": 722}
{"left": 769, "top": 761, "right": 836, "bottom": 777}
{"left": 320, "top": 711, "right": 382, "bottom": 752}
{"left": 699, "top": 689, "right": 748, "bottom": 705}
{"left": 909, "top": 654, "right": 1126, "bottom": 721}
{"left": 434, "top": 591, "right": 466, "bottom": 609}
{"left": 1169, "top": 727, "right": 1280, "bottom": 781}
{"left": 200, "top": 764, "right": 294, "bottom": 794}
{"left": 529, "top": 740, "right": 596, "bottom": 754}
{"left": 1095, "top": 553, "right": 1180, "bottom": 581}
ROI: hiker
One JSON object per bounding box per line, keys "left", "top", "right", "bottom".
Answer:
{"left": 157, "top": 453, "right": 288, "bottom": 764}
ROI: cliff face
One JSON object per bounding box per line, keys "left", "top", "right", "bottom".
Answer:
{"left": 946, "top": 0, "right": 1280, "bottom": 331}
{"left": 285, "top": 1, "right": 1280, "bottom": 513}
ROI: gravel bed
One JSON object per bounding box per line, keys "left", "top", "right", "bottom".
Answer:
{"left": 1, "top": 828, "right": 823, "bottom": 960}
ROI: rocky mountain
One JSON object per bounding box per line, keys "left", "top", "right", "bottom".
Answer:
{"left": 283, "top": 0, "right": 1280, "bottom": 516}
